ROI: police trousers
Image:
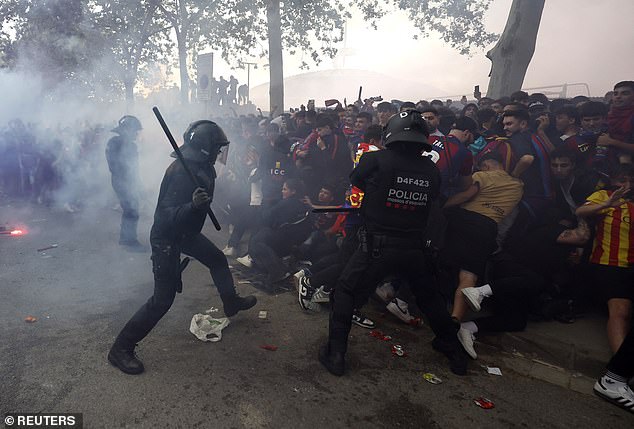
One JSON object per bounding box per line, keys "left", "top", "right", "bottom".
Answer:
{"left": 112, "top": 178, "right": 139, "bottom": 243}
{"left": 115, "top": 233, "right": 235, "bottom": 347}
{"left": 328, "top": 234, "right": 457, "bottom": 353}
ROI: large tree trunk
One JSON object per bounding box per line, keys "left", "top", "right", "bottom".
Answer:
{"left": 176, "top": 0, "right": 189, "bottom": 104}
{"left": 267, "top": 0, "right": 283, "bottom": 116}
{"left": 176, "top": 30, "right": 189, "bottom": 105}
{"left": 486, "top": 0, "right": 545, "bottom": 99}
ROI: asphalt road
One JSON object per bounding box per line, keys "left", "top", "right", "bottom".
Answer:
{"left": 1, "top": 200, "right": 633, "bottom": 428}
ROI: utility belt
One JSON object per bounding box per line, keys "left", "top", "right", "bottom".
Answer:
{"left": 151, "top": 243, "right": 191, "bottom": 293}
{"left": 358, "top": 227, "right": 424, "bottom": 258}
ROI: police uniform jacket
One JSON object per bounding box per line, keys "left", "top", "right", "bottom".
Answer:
{"left": 351, "top": 145, "right": 440, "bottom": 236}
{"left": 150, "top": 160, "right": 215, "bottom": 245}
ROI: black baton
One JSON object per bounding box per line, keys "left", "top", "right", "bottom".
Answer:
{"left": 312, "top": 207, "right": 360, "bottom": 213}
{"left": 152, "top": 106, "right": 222, "bottom": 231}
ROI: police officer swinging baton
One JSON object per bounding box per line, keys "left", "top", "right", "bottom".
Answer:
{"left": 152, "top": 106, "right": 222, "bottom": 231}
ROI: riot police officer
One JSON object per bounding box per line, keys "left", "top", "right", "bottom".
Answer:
{"left": 108, "top": 120, "right": 257, "bottom": 375}
{"left": 106, "top": 115, "right": 145, "bottom": 251}
{"left": 319, "top": 110, "right": 468, "bottom": 376}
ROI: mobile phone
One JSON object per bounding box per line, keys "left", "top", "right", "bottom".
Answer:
{"left": 474, "top": 85, "right": 481, "bottom": 100}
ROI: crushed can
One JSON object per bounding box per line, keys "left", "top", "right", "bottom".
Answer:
{"left": 422, "top": 372, "right": 442, "bottom": 384}
{"left": 473, "top": 397, "right": 495, "bottom": 409}
{"left": 391, "top": 344, "right": 407, "bottom": 357}
{"left": 370, "top": 330, "right": 392, "bottom": 341}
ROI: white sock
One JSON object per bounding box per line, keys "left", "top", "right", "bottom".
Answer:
{"left": 603, "top": 371, "right": 627, "bottom": 387}
{"left": 477, "top": 284, "right": 493, "bottom": 297}
{"left": 462, "top": 321, "right": 478, "bottom": 334}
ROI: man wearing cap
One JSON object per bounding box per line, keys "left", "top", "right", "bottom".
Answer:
{"left": 107, "top": 120, "right": 257, "bottom": 375}
{"left": 106, "top": 115, "right": 145, "bottom": 251}
{"left": 319, "top": 110, "right": 469, "bottom": 377}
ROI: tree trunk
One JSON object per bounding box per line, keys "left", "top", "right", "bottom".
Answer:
{"left": 124, "top": 73, "right": 135, "bottom": 103}
{"left": 176, "top": 30, "right": 189, "bottom": 105}
{"left": 177, "top": 0, "right": 189, "bottom": 104}
{"left": 267, "top": 0, "right": 283, "bottom": 116}
{"left": 486, "top": 0, "right": 545, "bottom": 99}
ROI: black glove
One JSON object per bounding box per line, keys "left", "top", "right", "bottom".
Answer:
{"left": 192, "top": 187, "right": 210, "bottom": 209}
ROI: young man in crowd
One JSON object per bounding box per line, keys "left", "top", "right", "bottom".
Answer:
{"left": 597, "top": 81, "right": 634, "bottom": 164}
{"left": 576, "top": 165, "right": 634, "bottom": 354}
{"left": 427, "top": 117, "right": 476, "bottom": 200}
{"left": 421, "top": 107, "right": 444, "bottom": 138}
{"left": 503, "top": 109, "right": 553, "bottom": 223}
{"left": 441, "top": 152, "right": 523, "bottom": 356}
{"left": 376, "top": 101, "right": 397, "bottom": 127}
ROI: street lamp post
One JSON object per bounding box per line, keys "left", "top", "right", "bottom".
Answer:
{"left": 242, "top": 61, "right": 257, "bottom": 104}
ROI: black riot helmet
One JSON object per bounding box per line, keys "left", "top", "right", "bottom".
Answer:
{"left": 383, "top": 110, "right": 431, "bottom": 150}
{"left": 112, "top": 115, "right": 142, "bottom": 135}
{"left": 174, "top": 120, "right": 230, "bottom": 164}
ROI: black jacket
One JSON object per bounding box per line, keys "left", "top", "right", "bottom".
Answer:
{"left": 150, "top": 160, "right": 215, "bottom": 244}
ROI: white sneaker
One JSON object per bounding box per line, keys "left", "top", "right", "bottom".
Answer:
{"left": 375, "top": 282, "right": 396, "bottom": 303}
{"left": 222, "top": 246, "right": 237, "bottom": 257}
{"left": 457, "top": 327, "right": 477, "bottom": 359}
{"left": 462, "top": 287, "right": 484, "bottom": 312}
{"left": 311, "top": 286, "right": 331, "bottom": 303}
{"left": 298, "top": 277, "right": 320, "bottom": 312}
{"left": 594, "top": 377, "right": 634, "bottom": 413}
{"left": 386, "top": 298, "right": 415, "bottom": 324}
{"left": 236, "top": 254, "right": 253, "bottom": 268}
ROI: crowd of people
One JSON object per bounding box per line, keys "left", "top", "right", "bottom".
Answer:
{"left": 2, "top": 80, "right": 633, "bottom": 413}
{"left": 211, "top": 81, "right": 633, "bottom": 412}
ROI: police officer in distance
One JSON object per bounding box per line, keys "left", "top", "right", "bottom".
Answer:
{"left": 319, "top": 110, "right": 469, "bottom": 376}
{"left": 108, "top": 120, "right": 257, "bottom": 375}
{"left": 106, "top": 115, "right": 145, "bottom": 251}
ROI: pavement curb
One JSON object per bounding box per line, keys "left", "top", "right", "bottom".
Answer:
{"left": 477, "top": 331, "right": 609, "bottom": 395}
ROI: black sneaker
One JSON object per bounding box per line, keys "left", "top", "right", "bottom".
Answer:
{"left": 351, "top": 309, "right": 375, "bottom": 329}
{"left": 223, "top": 294, "right": 257, "bottom": 317}
{"left": 108, "top": 344, "right": 144, "bottom": 375}
{"left": 432, "top": 336, "right": 468, "bottom": 376}
{"left": 318, "top": 344, "right": 345, "bottom": 376}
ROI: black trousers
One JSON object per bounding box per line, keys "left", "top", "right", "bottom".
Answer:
{"left": 115, "top": 234, "right": 235, "bottom": 348}
{"left": 328, "top": 237, "right": 457, "bottom": 354}
{"left": 476, "top": 258, "right": 544, "bottom": 333}
{"left": 112, "top": 178, "right": 139, "bottom": 243}
{"left": 227, "top": 205, "right": 261, "bottom": 248}
{"left": 248, "top": 227, "right": 292, "bottom": 280}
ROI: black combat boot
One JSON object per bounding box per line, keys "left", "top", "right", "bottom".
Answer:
{"left": 222, "top": 294, "right": 257, "bottom": 317}
{"left": 431, "top": 336, "right": 468, "bottom": 376}
{"left": 318, "top": 344, "right": 345, "bottom": 376}
{"left": 108, "top": 343, "right": 145, "bottom": 375}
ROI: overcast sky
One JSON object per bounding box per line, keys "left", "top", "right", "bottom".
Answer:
{"left": 209, "top": 0, "right": 634, "bottom": 105}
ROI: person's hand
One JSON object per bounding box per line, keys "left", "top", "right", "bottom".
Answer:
{"left": 605, "top": 186, "right": 630, "bottom": 207}
{"left": 192, "top": 187, "right": 210, "bottom": 208}
{"left": 597, "top": 134, "right": 613, "bottom": 147}
{"left": 536, "top": 114, "right": 549, "bottom": 131}
{"left": 317, "top": 137, "right": 326, "bottom": 150}
{"left": 302, "top": 196, "right": 313, "bottom": 206}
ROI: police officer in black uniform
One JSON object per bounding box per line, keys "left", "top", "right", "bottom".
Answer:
{"left": 319, "top": 110, "right": 468, "bottom": 376}
{"left": 108, "top": 120, "right": 257, "bottom": 375}
{"left": 106, "top": 115, "right": 145, "bottom": 251}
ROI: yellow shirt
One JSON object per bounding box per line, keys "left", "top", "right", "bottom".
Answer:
{"left": 461, "top": 170, "right": 524, "bottom": 223}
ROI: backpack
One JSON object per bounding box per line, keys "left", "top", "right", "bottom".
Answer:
{"left": 474, "top": 137, "right": 514, "bottom": 173}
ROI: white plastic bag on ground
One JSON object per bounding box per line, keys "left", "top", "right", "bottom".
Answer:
{"left": 189, "top": 313, "right": 230, "bottom": 342}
